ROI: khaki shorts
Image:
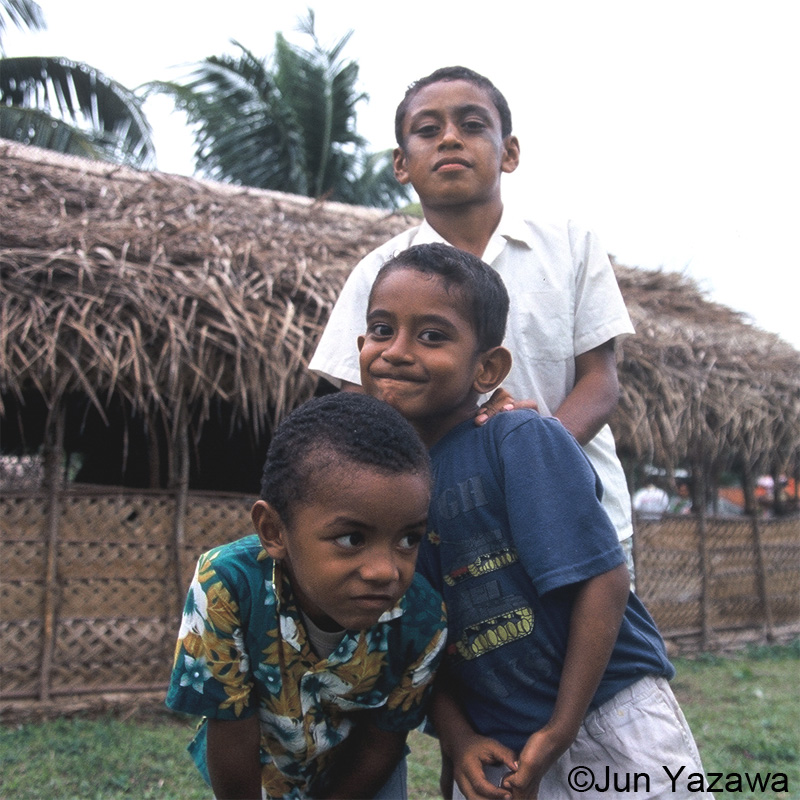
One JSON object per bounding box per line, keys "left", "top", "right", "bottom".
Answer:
{"left": 453, "top": 676, "right": 710, "bottom": 799}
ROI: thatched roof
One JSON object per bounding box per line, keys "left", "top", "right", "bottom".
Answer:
{"left": 612, "top": 265, "right": 800, "bottom": 476}
{"left": 2, "top": 140, "right": 798, "bottom": 482}
{"left": 0, "top": 141, "right": 411, "bottom": 439}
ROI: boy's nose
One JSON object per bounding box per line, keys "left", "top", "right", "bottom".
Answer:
{"left": 381, "top": 334, "right": 414, "bottom": 363}
{"left": 360, "top": 549, "right": 400, "bottom": 584}
{"left": 439, "top": 121, "right": 463, "bottom": 148}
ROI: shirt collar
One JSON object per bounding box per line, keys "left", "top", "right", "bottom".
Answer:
{"left": 413, "top": 207, "right": 533, "bottom": 262}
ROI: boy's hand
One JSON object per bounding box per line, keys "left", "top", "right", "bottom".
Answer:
{"left": 451, "top": 730, "right": 518, "bottom": 800}
{"left": 475, "top": 388, "right": 538, "bottom": 425}
{"left": 500, "top": 724, "right": 572, "bottom": 799}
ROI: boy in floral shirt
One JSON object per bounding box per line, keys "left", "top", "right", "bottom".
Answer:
{"left": 167, "top": 392, "right": 447, "bottom": 799}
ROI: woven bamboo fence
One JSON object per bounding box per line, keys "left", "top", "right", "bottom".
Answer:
{"left": 633, "top": 515, "right": 799, "bottom": 652}
{"left": 0, "top": 487, "right": 253, "bottom": 702}
{"left": 1, "top": 487, "right": 798, "bottom": 704}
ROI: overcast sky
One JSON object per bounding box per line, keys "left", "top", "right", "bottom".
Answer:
{"left": 5, "top": 0, "right": 799, "bottom": 349}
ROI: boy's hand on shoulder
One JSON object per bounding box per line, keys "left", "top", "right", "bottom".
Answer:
{"left": 475, "top": 388, "right": 538, "bottom": 426}
{"left": 451, "top": 731, "right": 518, "bottom": 800}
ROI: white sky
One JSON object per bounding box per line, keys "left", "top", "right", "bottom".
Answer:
{"left": 5, "top": 0, "right": 799, "bottom": 349}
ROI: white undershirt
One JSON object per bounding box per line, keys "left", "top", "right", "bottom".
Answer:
{"left": 300, "top": 611, "right": 346, "bottom": 660}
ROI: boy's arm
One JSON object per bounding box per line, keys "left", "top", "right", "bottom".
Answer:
{"left": 322, "top": 722, "right": 407, "bottom": 799}
{"left": 552, "top": 340, "right": 619, "bottom": 445}
{"left": 503, "top": 563, "right": 630, "bottom": 799}
{"left": 431, "top": 671, "right": 518, "bottom": 800}
{"left": 475, "top": 340, "right": 619, "bottom": 446}
{"left": 207, "top": 716, "right": 263, "bottom": 800}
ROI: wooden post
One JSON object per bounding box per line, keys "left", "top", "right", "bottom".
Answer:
{"left": 695, "top": 469, "right": 712, "bottom": 651}
{"left": 39, "top": 408, "right": 65, "bottom": 702}
{"left": 743, "top": 466, "right": 775, "bottom": 641}
{"left": 171, "top": 420, "right": 191, "bottom": 617}
{"left": 751, "top": 515, "right": 775, "bottom": 642}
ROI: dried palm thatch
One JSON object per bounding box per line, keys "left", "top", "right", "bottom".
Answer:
{"left": 0, "top": 141, "right": 411, "bottom": 445}
{"left": 1, "top": 140, "right": 798, "bottom": 485}
{"left": 613, "top": 265, "right": 800, "bottom": 479}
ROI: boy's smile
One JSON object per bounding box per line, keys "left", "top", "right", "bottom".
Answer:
{"left": 359, "top": 268, "right": 486, "bottom": 447}
{"left": 254, "top": 460, "right": 429, "bottom": 633}
{"left": 393, "top": 79, "right": 519, "bottom": 212}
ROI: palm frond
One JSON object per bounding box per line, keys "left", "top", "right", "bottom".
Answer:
{"left": 0, "top": 0, "right": 45, "bottom": 51}
{"left": 335, "top": 149, "right": 412, "bottom": 209}
{"left": 0, "top": 56, "right": 155, "bottom": 168}
{"left": 0, "top": 105, "right": 103, "bottom": 159}
{"left": 147, "top": 47, "right": 307, "bottom": 191}
{"left": 143, "top": 14, "right": 405, "bottom": 208}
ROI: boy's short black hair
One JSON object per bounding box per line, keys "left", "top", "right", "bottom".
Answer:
{"left": 395, "top": 66, "right": 513, "bottom": 145}
{"left": 260, "top": 392, "right": 430, "bottom": 524}
{"left": 372, "top": 242, "right": 509, "bottom": 352}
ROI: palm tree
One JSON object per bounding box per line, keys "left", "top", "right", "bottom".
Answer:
{"left": 0, "top": 0, "right": 44, "bottom": 45}
{"left": 148, "top": 11, "right": 408, "bottom": 209}
{"left": 0, "top": 0, "right": 155, "bottom": 169}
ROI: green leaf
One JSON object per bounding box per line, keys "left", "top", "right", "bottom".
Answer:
{"left": 0, "top": 55, "right": 155, "bottom": 168}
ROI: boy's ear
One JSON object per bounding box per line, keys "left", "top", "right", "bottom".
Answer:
{"left": 501, "top": 135, "right": 520, "bottom": 175}
{"left": 252, "top": 500, "right": 287, "bottom": 560}
{"left": 393, "top": 146, "right": 411, "bottom": 185}
{"left": 357, "top": 334, "right": 365, "bottom": 351}
{"left": 474, "top": 346, "right": 513, "bottom": 395}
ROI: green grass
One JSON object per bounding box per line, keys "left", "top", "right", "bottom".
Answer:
{"left": 669, "top": 640, "right": 800, "bottom": 799}
{"left": 1, "top": 641, "right": 797, "bottom": 799}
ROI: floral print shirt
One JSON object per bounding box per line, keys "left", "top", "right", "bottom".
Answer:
{"left": 167, "top": 534, "right": 446, "bottom": 799}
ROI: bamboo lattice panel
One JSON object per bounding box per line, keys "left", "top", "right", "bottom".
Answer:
{"left": 1, "top": 488, "right": 798, "bottom": 700}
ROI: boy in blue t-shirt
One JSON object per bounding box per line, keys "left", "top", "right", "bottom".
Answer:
{"left": 358, "top": 243, "right": 709, "bottom": 799}
{"left": 167, "top": 392, "right": 446, "bottom": 800}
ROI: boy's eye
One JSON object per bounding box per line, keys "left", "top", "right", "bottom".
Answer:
{"left": 463, "top": 119, "right": 486, "bottom": 132}
{"left": 414, "top": 124, "right": 439, "bottom": 137}
{"left": 419, "top": 329, "right": 448, "bottom": 343}
{"left": 398, "top": 532, "right": 423, "bottom": 552}
{"left": 367, "top": 322, "right": 393, "bottom": 338}
{"left": 334, "top": 533, "right": 365, "bottom": 549}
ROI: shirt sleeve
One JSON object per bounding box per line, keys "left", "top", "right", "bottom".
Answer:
{"left": 493, "top": 415, "right": 625, "bottom": 596}
{"left": 308, "top": 248, "right": 389, "bottom": 387}
{"left": 371, "top": 575, "right": 447, "bottom": 732}
{"left": 308, "top": 229, "right": 419, "bottom": 387}
{"left": 166, "top": 549, "right": 257, "bottom": 720}
{"left": 568, "top": 221, "right": 635, "bottom": 356}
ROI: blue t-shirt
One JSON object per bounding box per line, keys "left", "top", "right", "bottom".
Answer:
{"left": 417, "top": 412, "right": 673, "bottom": 753}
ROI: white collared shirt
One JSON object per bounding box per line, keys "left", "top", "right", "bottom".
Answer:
{"left": 309, "top": 210, "right": 635, "bottom": 539}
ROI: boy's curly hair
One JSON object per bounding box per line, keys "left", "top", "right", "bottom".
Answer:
{"left": 371, "top": 242, "right": 509, "bottom": 352}
{"left": 260, "top": 392, "right": 430, "bottom": 524}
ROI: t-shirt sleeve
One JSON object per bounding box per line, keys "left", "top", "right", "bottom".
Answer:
{"left": 493, "top": 415, "right": 625, "bottom": 596}
{"left": 568, "top": 221, "right": 635, "bottom": 356}
{"left": 166, "top": 549, "right": 257, "bottom": 720}
{"left": 308, "top": 254, "right": 380, "bottom": 387}
{"left": 371, "top": 575, "right": 447, "bottom": 732}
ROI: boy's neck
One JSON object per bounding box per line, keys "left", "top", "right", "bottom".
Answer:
{"left": 421, "top": 199, "right": 504, "bottom": 259}
{"left": 412, "top": 403, "right": 479, "bottom": 450}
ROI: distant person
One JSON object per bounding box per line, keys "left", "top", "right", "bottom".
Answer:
{"left": 633, "top": 483, "right": 670, "bottom": 519}
{"left": 668, "top": 480, "right": 693, "bottom": 515}
{"left": 167, "top": 393, "right": 446, "bottom": 799}
{"left": 358, "top": 243, "right": 709, "bottom": 799}
{"left": 310, "top": 64, "right": 637, "bottom": 581}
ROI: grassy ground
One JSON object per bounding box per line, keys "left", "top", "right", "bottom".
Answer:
{"left": 669, "top": 640, "right": 799, "bottom": 799}
{"left": 1, "top": 641, "right": 797, "bottom": 799}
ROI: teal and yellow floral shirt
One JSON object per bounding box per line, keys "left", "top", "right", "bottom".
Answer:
{"left": 167, "top": 534, "right": 446, "bottom": 799}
